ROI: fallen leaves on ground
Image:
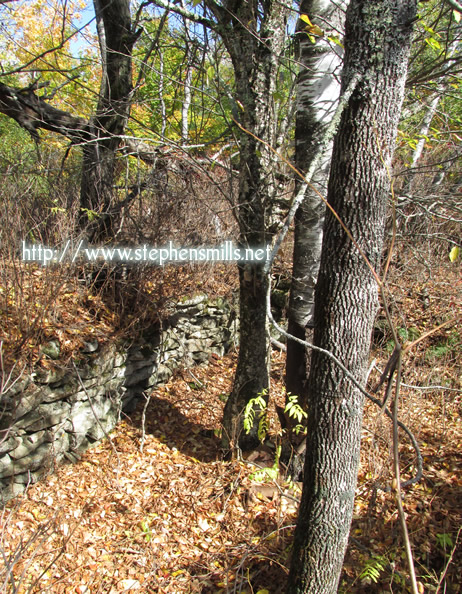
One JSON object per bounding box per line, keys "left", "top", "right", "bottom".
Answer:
{"left": 1, "top": 353, "right": 294, "bottom": 594}
{"left": 1, "top": 260, "right": 461, "bottom": 593}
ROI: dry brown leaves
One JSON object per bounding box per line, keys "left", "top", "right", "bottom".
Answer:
{"left": 1, "top": 353, "right": 295, "bottom": 594}
{"left": 0, "top": 260, "right": 237, "bottom": 370}
{"left": 1, "top": 258, "right": 460, "bottom": 593}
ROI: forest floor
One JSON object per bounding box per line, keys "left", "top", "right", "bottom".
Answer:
{"left": 1, "top": 257, "right": 461, "bottom": 593}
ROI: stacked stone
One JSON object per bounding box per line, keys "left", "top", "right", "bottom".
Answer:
{"left": 0, "top": 296, "right": 237, "bottom": 503}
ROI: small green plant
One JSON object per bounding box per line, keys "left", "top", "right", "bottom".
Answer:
{"left": 250, "top": 443, "right": 281, "bottom": 482}
{"left": 244, "top": 390, "right": 308, "bottom": 483}
{"left": 426, "top": 331, "right": 460, "bottom": 360}
{"left": 139, "top": 519, "right": 152, "bottom": 542}
{"left": 243, "top": 390, "right": 268, "bottom": 442}
{"left": 436, "top": 532, "right": 454, "bottom": 555}
{"left": 80, "top": 207, "right": 100, "bottom": 222}
{"left": 359, "top": 555, "right": 387, "bottom": 584}
{"left": 387, "top": 326, "right": 420, "bottom": 352}
{"left": 284, "top": 393, "right": 307, "bottom": 434}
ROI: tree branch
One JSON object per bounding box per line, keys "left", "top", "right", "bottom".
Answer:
{"left": 444, "top": 0, "right": 462, "bottom": 13}
{"left": 0, "top": 82, "right": 89, "bottom": 143}
{"left": 142, "top": 0, "right": 217, "bottom": 29}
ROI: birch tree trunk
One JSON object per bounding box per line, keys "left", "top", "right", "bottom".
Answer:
{"left": 286, "top": 0, "right": 346, "bottom": 402}
{"left": 402, "top": 35, "right": 461, "bottom": 195}
{"left": 287, "top": 0, "right": 416, "bottom": 590}
{"left": 180, "top": 2, "right": 193, "bottom": 145}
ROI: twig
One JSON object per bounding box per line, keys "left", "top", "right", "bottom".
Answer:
{"left": 222, "top": 467, "right": 243, "bottom": 516}
{"left": 365, "top": 392, "right": 423, "bottom": 489}
{"left": 400, "top": 383, "right": 462, "bottom": 393}
{"left": 187, "top": 368, "right": 204, "bottom": 388}
{"left": 403, "top": 316, "right": 460, "bottom": 354}
{"left": 232, "top": 525, "right": 296, "bottom": 594}
{"left": 369, "top": 361, "right": 462, "bottom": 393}
{"left": 0, "top": 341, "right": 26, "bottom": 400}
{"left": 271, "top": 336, "right": 287, "bottom": 352}
{"left": 139, "top": 390, "right": 151, "bottom": 454}
{"left": 391, "top": 349, "right": 419, "bottom": 594}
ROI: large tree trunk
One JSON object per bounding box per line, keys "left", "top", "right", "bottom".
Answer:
{"left": 79, "top": 0, "right": 138, "bottom": 241}
{"left": 287, "top": 0, "right": 416, "bottom": 591}
{"left": 0, "top": 0, "right": 137, "bottom": 236}
{"left": 286, "top": 0, "right": 346, "bottom": 403}
{"left": 207, "top": 0, "right": 290, "bottom": 452}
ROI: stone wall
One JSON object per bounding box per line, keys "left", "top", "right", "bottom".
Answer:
{"left": 0, "top": 295, "right": 237, "bottom": 503}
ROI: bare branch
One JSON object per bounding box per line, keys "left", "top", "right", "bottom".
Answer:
{"left": 142, "top": 0, "right": 217, "bottom": 29}
{"left": 0, "top": 81, "right": 89, "bottom": 143}
{"left": 444, "top": 0, "right": 462, "bottom": 13}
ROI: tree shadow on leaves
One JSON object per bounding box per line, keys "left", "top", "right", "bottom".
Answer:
{"left": 128, "top": 394, "right": 222, "bottom": 463}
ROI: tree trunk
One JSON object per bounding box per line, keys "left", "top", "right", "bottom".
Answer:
{"left": 286, "top": 0, "right": 346, "bottom": 403}
{"left": 0, "top": 0, "right": 138, "bottom": 233}
{"left": 222, "top": 263, "right": 271, "bottom": 451}
{"left": 79, "top": 0, "right": 138, "bottom": 241}
{"left": 180, "top": 2, "right": 193, "bottom": 145}
{"left": 287, "top": 0, "right": 416, "bottom": 590}
{"left": 206, "top": 0, "right": 290, "bottom": 451}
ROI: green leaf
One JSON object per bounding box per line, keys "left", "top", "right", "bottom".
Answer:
{"left": 300, "top": 13, "right": 324, "bottom": 39}
{"left": 50, "top": 206, "right": 66, "bottom": 215}
{"left": 328, "top": 35, "right": 344, "bottom": 48}
{"left": 437, "top": 533, "right": 454, "bottom": 549}
{"left": 80, "top": 207, "right": 100, "bottom": 222}
{"left": 272, "top": 91, "right": 284, "bottom": 102}
{"left": 449, "top": 246, "right": 460, "bottom": 262}
{"left": 453, "top": 10, "right": 461, "bottom": 23}
{"left": 250, "top": 467, "right": 279, "bottom": 482}
{"left": 425, "top": 37, "right": 442, "bottom": 51}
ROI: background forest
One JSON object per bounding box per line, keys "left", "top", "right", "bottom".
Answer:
{"left": 0, "top": 0, "right": 461, "bottom": 592}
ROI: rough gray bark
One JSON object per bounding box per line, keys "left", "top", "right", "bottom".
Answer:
{"left": 204, "top": 0, "right": 291, "bottom": 451}
{"left": 287, "top": 0, "right": 417, "bottom": 591}
{"left": 286, "top": 0, "right": 346, "bottom": 402}
{"left": 80, "top": 0, "right": 139, "bottom": 241}
{"left": 0, "top": 81, "right": 89, "bottom": 143}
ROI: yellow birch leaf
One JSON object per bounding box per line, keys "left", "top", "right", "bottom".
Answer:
{"left": 449, "top": 246, "right": 459, "bottom": 262}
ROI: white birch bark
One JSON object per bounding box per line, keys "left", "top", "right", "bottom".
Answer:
{"left": 286, "top": 0, "right": 347, "bottom": 399}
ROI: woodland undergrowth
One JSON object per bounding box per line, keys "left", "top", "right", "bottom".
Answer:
{"left": 0, "top": 255, "right": 461, "bottom": 593}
